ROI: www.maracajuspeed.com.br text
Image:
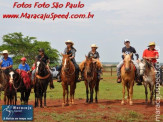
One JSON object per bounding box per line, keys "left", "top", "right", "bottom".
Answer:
{"left": 3, "top": 12, "right": 94, "bottom": 20}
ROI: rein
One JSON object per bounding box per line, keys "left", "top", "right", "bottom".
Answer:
{"left": 36, "top": 73, "right": 50, "bottom": 79}
{"left": 13, "top": 70, "right": 22, "bottom": 91}
{"left": 61, "top": 60, "right": 75, "bottom": 77}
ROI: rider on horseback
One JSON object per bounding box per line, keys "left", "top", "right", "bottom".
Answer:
{"left": 117, "top": 39, "right": 140, "bottom": 84}
{"left": 31, "top": 48, "right": 54, "bottom": 89}
{"left": 57, "top": 40, "right": 80, "bottom": 82}
{"left": 80, "top": 44, "right": 103, "bottom": 81}
{"left": 0, "top": 50, "right": 13, "bottom": 74}
{"left": 142, "top": 42, "right": 159, "bottom": 68}
{"left": 18, "top": 57, "right": 30, "bottom": 73}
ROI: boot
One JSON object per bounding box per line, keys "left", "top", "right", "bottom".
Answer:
{"left": 57, "top": 72, "right": 61, "bottom": 82}
{"left": 136, "top": 76, "right": 142, "bottom": 85}
{"left": 50, "top": 81, "right": 54, "bottom": 89}
{"left": 117, "top": 76, "right": 121, "bottom": 83}
{"left": 76, "top": 71, "right": 81, "bottom": 82}
{"left": 79, "top": 70, "right": 84, "bottom": 81}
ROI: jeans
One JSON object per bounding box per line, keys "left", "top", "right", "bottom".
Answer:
{"left": 117, "top": 60, "right": 139, "bottom": 77}
{"left": 31, "top": 69, "right": 53, "bottom": 81}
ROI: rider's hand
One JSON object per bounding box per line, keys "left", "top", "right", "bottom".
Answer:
{"left": 2, "top": 67, "right": 6, "bottom": 70}
{"left": 136, "top": 60, "right": 139, "bottom": 63}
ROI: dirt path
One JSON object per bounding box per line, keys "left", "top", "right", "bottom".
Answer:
{"left": 0, "top": 99, "right": 162, "bottom": 121}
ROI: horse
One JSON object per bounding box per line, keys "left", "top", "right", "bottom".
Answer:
{"left": 82, "top": 56, "right": 99, "bottom": 103}
{"left": 121, "top": 53, "right": 135, "bottom": 105}
{"left": 3, "top": 69, "right": 17, "bottom": 105}
{"left": 61, "top": 54, "right": 76, "bottom": 106}
{"left": 139, "top": 59, "right": 156, "bottom": 104}
{"left": 0, "top": 69, "right": 8, "bottom": 101}
{"left": 34, "top": 61, "right": 51, "bottom": 108}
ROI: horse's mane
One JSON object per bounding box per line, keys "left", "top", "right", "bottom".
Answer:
{"left": 144, "top": 60, "right": 152, "bottom": 69}
{"left": 37, "top": 61, "right": 49, "bottom": 76}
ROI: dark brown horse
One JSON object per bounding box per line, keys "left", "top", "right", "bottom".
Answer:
{"left": 81, "top": 56, "right": 99, "bottom": 103}
{"left": 34, "top": 61, "right": 51, "bottom": 108}
{"left": 0, "top": 69, "right": 7, "bottom": 101}
{"left": 61, "top": 54, "right": 76, "bottom": 106}
{"left": 4, "top": 69, "right": 17, "bottom": 105}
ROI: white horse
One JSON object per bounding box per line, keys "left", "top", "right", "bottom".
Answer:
{"left": 139, "top": 59, "right": 156, "bottom": 104}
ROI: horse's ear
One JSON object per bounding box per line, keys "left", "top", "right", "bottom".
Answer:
{"left": 123, "top": 53, "right": 127, "bottom": 57}
{"left": 61, "top": 53, "right": 64, "bottom": 57}
{"left": 129, "top": 53, "right": 133, "bottom": 57}
{"left": 85, "top": 55, "right": 88, "bottom": 60}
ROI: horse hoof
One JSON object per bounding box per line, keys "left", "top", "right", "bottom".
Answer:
{"left": 121, "top": 101, "right": 125, "bottom": 105}
{"left": 129, "top": 101, "right": 133, "bottom": 105}
{"left": 62, "top": 103, "right": 65, "bottom": 107}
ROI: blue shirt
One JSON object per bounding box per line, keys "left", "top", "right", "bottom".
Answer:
{"left": 1, "top": 57, "right": 13, "bottom": 68}
{"left": 18, "top": 63, "right": 30, "bottom": 72}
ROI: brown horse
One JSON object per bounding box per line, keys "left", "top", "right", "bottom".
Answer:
{"left": 139, "top": 59, "right": 156, "bottom": 104}
{"left": 82, "top": 56, "right": 99, "bottom": 103}
{"left": 61, "top": 54, "right": 76, "bottom": 106}
{"left": 121, "top": 53, "right": 135, "bottom": 105}
{"left": 0, "top": 69, "right": 8, "bottom": 101}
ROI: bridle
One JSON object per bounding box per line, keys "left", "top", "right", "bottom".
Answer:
{"left": 61, "top": 58, "right": 75, "bottom": 77}
{"left": 35, "top": 61, "right": 51, "bottom": 80}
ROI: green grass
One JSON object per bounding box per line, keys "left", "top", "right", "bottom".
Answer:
{"left": 1, "top": 72, "right": 163, "bottom": 101}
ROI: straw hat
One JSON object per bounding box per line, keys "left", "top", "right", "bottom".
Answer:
{"left": 91, "top": 44, "right": 98, "bottom": 48}
{"left": 148, "top": 42, "right": 156, "bottom": 47}
{"left": 2, "top": 50, "right": 8, "bottom": 54}
{"left": 65, "top": 40, "right": 74, "bottom": 45}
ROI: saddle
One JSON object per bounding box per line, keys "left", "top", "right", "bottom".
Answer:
{"left": 16, "top": 69, "right": 31, "bottom": 89}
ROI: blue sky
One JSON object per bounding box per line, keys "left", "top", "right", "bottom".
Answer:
{"left": 0, "top": 0, "right": 162, "bottom": 62}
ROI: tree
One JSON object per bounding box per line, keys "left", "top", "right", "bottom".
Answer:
{"left": 0, "top": 32, "right": 60, "bottom": 67}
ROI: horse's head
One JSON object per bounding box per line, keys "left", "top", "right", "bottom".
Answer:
{"left": 85, "top": 56, "right": 94, "bottom": 75}
{"left": 123, "top": 53, "right": 132, "bottom": 72}
{"left": 62, "top": 53, "right": 71, "bottom": 72}
{"left": 139, "top": 59, "right": 152, "bottom": 76}
{"left": 8, "top": 70, "right": 19, "bottom": 84}
{"left": 36, "top": 61, "right": 47, "bottom": 75}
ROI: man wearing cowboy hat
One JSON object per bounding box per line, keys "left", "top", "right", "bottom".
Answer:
{"left": 79, "top": 44, "right": 103, "bottom": 80}
{"left": 31, "top": 48, "right": 54, "bottom": 88}
{"left": 0, "top": 50, "right": 13, "bottom": 74}
{"left": 143, "top": 42, "right": 159, "bottom": 65}
{"left": 117, "top": 39, "right": 140, "bottom": 84}
{"left": 57, "top": 40, "right": 80, "bottom": 82}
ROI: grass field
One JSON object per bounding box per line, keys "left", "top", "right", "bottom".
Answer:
{"left": 0, "top": 70, "right": 163, "bottom": 122}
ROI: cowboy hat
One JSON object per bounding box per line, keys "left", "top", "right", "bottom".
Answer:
{"left": 148, "top": 42, "right": 155, "bottom": 47}
{"left": 2, "top": 50, "right": 8, "bottom": 54}
{"left": 91, "top": 44, "right": 98, "bottom": 48}
{"left": 124, "top": 39, "right": 130, "bottom": 44}
{"left": 65, "top": 40, "right": 74, "bottom": 45}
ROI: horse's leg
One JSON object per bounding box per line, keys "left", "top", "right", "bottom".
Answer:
{"left": 150, "top": 84, "right": 155, "bottom": 105}
{"left": 62, "top": 85, "right": 66, "bottom": 106}
{"left": 95, "top": 81, "right": 99, "bottom": 103}
{"left": 85, "top": 81, "right": 89, "bottom": 103}
{"left": 129, "top": 81, "right": 134, "bottom": 105}
{"left": 4, "top": 95, "right": 6, "bottom": 105}
{"left": 126, "top": 85, "right": 129, "bottom": 103}
{"left": 15, "top": 93, "right": 17, "bottom": 105}
{"left": 144, "top": 83, "right": 148, "bottom": 104}
{"left": 121, "top": 81, "right": 125, "bottom": 105}
{"left": 44, "top": 91, "right": 46, "bottom": 107}
{"left": 66, "top": 85, "right": 69, "bottom": 105}
{"left": 21, "top": 91, "right": 24, "bottom": 105}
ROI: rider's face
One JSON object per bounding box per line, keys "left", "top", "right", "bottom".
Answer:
{"left": 125, "top": 42, "right": 130, "bottom": 47}
{"left": 3, "top": 53, "right": 8, "bottom": 58}
{"left": 21, "top": 60, "right": 25, "bottom": 64}
{"left": 91, "top": 47, "right": 97, "bottom": 51}
{"left": 39, "top": 51, "right": 44, "bottom": 55}
{"left": 66, "top": 43, "right": 72, "bottom": 48}
{"left": 149, "top": 45, "right": 155, "bottom": 50}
